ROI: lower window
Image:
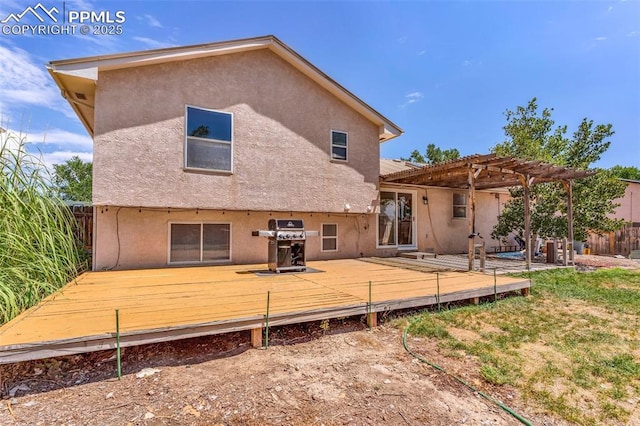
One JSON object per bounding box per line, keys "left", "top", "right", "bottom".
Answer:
{"left": 169, "top": 223, "right": 230, "bottom": 263}
{"left": 321, "top": 223, "right": 338, "bottom": 252}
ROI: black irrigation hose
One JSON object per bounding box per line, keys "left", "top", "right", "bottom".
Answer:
{"left": 402, "top": 318, "right": 533, "bottom": 426}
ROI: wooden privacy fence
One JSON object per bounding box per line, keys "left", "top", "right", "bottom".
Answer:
{"left": 587, "top": 223, "right": 640, "bottom": 256}
{"left": 69, "top": 205, "right": 93, "bottom": 253}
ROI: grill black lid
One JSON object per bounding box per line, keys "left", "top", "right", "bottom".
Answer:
{"left": 269, "top": 219, "right": 304, "bottom": 230}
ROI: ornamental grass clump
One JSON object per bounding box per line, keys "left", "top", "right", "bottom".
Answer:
{"left": 0, "top": 129, "right": 83, "bottom": 324}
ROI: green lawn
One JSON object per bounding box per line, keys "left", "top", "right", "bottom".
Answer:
{"left": 400, "top": 268, "right": 640, "bottom": 425}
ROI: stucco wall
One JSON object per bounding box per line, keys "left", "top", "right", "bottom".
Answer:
{"left": 93, "top": 208, "right": 384, "bottom": 270}
{"left": 385, "top": 185, "right": 507, "bottom": 255}
{"left": 92, "top": 186, "right": 507, "bottom": 270}
{"left": 92, "top": 49, "right": 380, "bottom": 213}
{"left": 610, "top": 181, "right": 639, "bottom": 223}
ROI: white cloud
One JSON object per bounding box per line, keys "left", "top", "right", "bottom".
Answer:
{"left": 40, "top": 150, "right": 93, "bottom": 169}
{"left": 74, "top": 31, "right": 124, "bottom": 51}
{"left": 1, "top": 127, "right": 91, "bottom": 172}
{"left": 627, "top": 31, "right": 638, "bottom": 37}
{"left": 1, "top": 126, "right": 92, "bottom": 171}
{"left": 132, "top": 36, "right": 176, "bottom": 49}
{"left": 139, "top": 14, "right": 163, "bottom": 28}
{"left": 608, "top": 5, "right": 613, "bottom": 12}
{"left": 463, "top": 60, "right": 472, "bottom": 66}
{"left": 417, "top": 50, "right": 426, "bottom": 56}
{"left": 0, "top": 127, "right": 22, "bottom": 155}
{"left": 27, "top": 128, "right": 93, "bottom": 150}
{"left": 595, "top": 36, "right": 607, "bottom": 41}
{"left": 405, "top": 92, "right": 424, "bottom": 103}
{"left": 0, "top": 45, "right": 62, "bottom": 114}
{"left": 400, "top": 91, "right": 424, "bottom": 108}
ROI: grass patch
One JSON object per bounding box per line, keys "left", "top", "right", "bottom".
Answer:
{"left": 401, "top": 268, "right": 640, "bottom": 425}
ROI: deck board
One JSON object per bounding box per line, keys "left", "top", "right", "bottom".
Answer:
{"left": 0, "top": 259, "right": 530, "bottom": 363}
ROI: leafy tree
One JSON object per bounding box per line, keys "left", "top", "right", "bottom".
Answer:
{"left": 403, "top": 143, "right": 460, "bottom": 164}
{"left": 52, "top": 156, "right": 92, "bottom": 202}
{"left": 190, "top": 125, "right": 209, "bottom": 138}
{"left": 491, "top": 98, "right": 626, "bottom": 242}
{"left": 609, "top": 165, "right": 640, "bottom": 181}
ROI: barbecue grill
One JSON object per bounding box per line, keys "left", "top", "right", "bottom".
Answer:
{"left": 252, "top": 219, "right": 317, "bottom": 273}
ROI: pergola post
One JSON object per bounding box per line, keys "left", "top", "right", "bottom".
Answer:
{"left": 563, "top": 180, "right": 574, "bottom": 264}
{"left": 467, "top": 168, "right": 480, "bottom": 271}
{"left": 518, "top": 174, "right": 532, "bottom": 270}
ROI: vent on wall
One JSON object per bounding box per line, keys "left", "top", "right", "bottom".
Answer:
{"left": 75, "top": 92, "right": 87, "bottom": 100}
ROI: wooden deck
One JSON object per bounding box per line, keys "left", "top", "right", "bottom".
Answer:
{"left": 0, "top": 259, "right": 530, "bottom": 364}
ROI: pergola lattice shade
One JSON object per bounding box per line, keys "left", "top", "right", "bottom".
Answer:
{"left": 381, "top": 153, "right": 594, "bottom": 189}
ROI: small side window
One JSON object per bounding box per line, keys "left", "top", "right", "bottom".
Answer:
{"left": 453, "top": 193, "right": 467, "bottom": 218}
{"left": 331, "top": 130, "right": 348, "bottom": 161}
{"left": 321, "top": 223, "right": 338, "bottom": 252}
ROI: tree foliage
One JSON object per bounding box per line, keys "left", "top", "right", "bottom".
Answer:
{"left": 403, "top": 143, "right": 460, "bottom": 164}
{"left": 52, "top": 156, "right": 92, "bottom": 202}
{"left": 491, "top": 98, "right": 626, "bottom": 242}
{"left": 609, "top": 165, "right": 640, "bottom": 181}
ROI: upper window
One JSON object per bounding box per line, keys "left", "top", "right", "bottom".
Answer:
{"left": 185, "top": 106, "right": 233, "bottom": 172}
{"left": 453, "top": 193, "right": 467, "bottom": 218}
{"left": 321, "top": 223, "right": 338, "bottom": 252}
{"left": 169, "top": 222, "right": 231, "bottom": 264}
{"left": 331, "top": 130, "right": 348, "bottom": 161}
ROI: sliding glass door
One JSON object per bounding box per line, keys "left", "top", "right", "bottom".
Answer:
{"left": 378, "top": 190, "right": 416, "bottom": 248}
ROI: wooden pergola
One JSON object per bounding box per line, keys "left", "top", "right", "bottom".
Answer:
{"left": 381, "top": 153, "right": 595, "bottom": 270}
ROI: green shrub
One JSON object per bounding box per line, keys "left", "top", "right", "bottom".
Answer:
{"left": 1, "top": 129, "right": 83, "bottom": 323}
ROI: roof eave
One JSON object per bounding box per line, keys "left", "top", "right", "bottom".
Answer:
{"left": 46, "top": 65, "right": 95, "bottom": 136}
{"left": 47, "top": 35, "right": 402, "bottom": 141}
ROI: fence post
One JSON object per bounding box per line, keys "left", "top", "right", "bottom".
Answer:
{"left": 115, "top": 309, "right": 121, "bottom": 380}
{"left": 436, "top": 272, "right": 441, "bottom": 312}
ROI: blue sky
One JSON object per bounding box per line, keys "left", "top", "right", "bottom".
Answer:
{"left": 1, "top": 0, "right": 638, "bottom": 169}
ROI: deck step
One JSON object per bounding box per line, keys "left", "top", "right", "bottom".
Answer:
{"left": 400, "top": 251, "right": 437, "bottom": 260}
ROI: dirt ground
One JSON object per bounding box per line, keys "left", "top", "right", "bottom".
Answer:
{"left": 0, "top": 255, "right": 637, "bottom": 426}
{"left": 573, "top": 253, "right": 640, "bottom": 270}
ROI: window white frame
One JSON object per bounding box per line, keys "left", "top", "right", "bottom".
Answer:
{"left": 167, "top": 221, "right": 232, "bottom": 264}
{"left": 321, "top": 223, "right": 338, "bottom": 252}
{"left": 453, "top": 192, "right": 467, "bottom": 219}
{"left": 330, "top": 130, "right": 348, "bottom": 162}
{"left": 376, "top": 189, "right": 417, "bottom": 249}
{"left": 184, "top": 105, "right": 234, "bottom": 173}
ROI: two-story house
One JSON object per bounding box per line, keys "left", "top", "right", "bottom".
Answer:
{"left": 49, "top": 35, "right": 512, "bottom": 271}
{"left": 48, "top": 36, "right": 407, "bottom": 270}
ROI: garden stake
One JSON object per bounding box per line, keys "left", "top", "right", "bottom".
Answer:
{"left": 115, "top": 309, "right": 121, "bottom": 380}
{"left": 368, "top": 281, "right": 372, "bottom": 329}
{"left": 436, "top": 272, "right": 441, "bottom": 312}
{"left": 493, "top": 268, "right": 498, "bottom": 303}
{"left": 265, "top": 291, "right": 270, "bottom": 349}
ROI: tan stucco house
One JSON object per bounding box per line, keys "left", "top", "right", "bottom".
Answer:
{"left": 611, "top": 179, "right": 639, "bottom": 224}
{"left": 48, "top": 35, "right": 508, "bottom": 271}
